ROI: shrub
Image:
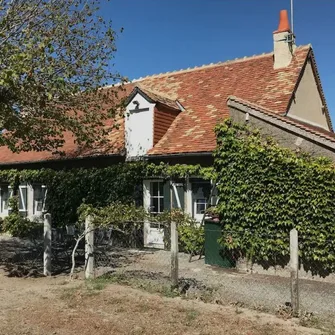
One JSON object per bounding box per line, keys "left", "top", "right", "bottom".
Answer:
{"left": 2, "top": 213, "right": 42, "bottom": 239}
{"left": 2, "top": 196, "right": 42, "bottom": 239}
{"left": 161, "top": 209, "right": 205, "bottom": 256}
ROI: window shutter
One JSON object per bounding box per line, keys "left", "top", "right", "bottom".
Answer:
{"left": 163, "top": 181, "right": 170, "bottom": 211}
{"left": 42, "top": 186, "right": 47, "bottom": 213}
{"left": 19, "top": 185, "right": 28, "bottom": 214}
{"left": 172, "top": 180, "right": 185, "bottom": 210}
{"left": 7, "top": 186, "right": 13, "bottom": 211}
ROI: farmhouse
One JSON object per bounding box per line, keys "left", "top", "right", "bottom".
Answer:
{"left": 0, "top": 10, "right": 334, "bottom": 248}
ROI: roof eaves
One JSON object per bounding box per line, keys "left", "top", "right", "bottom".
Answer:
{"left": 124, "top": 86, "right": 155, "bottom": 106}
{"left": 0, "top": 152, "right": 124, "bottom": 167}
{"left": 308, "top": 49, "right": 333, "bottom": 132}
{"left": 124, "top": 86, "right": 181, "bottom": 111}
{"left": 146, "top": 151, "right": 213, "bottom": 159}
{"left": 285, "top": 46, "right": 333, "bottom": 132}
{"left": 227, "top": 96, "right": 335, "bottom": 147}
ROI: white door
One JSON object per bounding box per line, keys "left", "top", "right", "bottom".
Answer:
{"left": 143, "top": 180, "right": 166, "bottom": 249}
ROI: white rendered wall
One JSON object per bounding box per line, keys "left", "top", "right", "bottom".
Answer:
{"left": 125, "top": 93, "right": 155, "bottom": 158}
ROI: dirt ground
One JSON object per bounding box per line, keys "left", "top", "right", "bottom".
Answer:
{"left": 0, "top": 269, "right": 324, "bottom": 335}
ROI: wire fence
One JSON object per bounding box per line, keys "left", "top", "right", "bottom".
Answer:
{"left": 93, "top": 223, "right": 171, "bottom": 286}
{"left": 0, "top": 222, "right": 85, "bottom": 277}
{"left": 85, "top": 221, "right": 335, "bottom": 328}
{"left": 1, "top": 216, "right": 335, "bottom": 329}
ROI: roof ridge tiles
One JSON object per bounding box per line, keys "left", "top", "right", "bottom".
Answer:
{"left": 125, "top": 44, "right": 310, "bottom": 83}
{"left": 102, "top": 44, "right": 311, "bottom": 90}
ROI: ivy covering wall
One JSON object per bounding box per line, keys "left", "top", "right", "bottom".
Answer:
{"left": 214, "top": 119, "right": 335, "bottom": 273}
{"left": 0, "top": 162, "right": 213, "bottom": 228}
{"left": 0, "top": 163, "right": 145, "bottom": 227}
{"left": 2, "top": 118, "right": 335, "bottom": 274}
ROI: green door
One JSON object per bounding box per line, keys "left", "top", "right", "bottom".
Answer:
{"left": 204, "top": 220, "right": 236, "bottom": 268}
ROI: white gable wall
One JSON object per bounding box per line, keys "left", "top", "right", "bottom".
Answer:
{"left": 125, "top": 92, "right": 155, "bottom": 158}
{"left": 287, "top": 60, "right": 330, "bottom": 130}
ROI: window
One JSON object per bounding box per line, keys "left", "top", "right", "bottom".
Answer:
{"left": 149, "top": 181, "right": 164, "bottom": 215}
{"left": 149, "top": 181, "right": 165, "bottom": 229}
{"left": 0, "top": 185, "right": 11, "bottom": 214}
{"left": 192, "top": 180, "right": 212, "bottom": 221}
{"left": 19, "top": 185, "right": 28, "bottom": 214}
{"left": 195, "top": 198, "right": 208, "bottom": 215}
{"left": 33, "top": 185, "right": 47, "bottom": 214}
{"left": 171, "top": 180, "right": 185, "bottom": 210}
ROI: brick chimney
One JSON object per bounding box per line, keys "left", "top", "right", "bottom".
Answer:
{"left": 273, "top": 10, "right": 296, "bottom": 69}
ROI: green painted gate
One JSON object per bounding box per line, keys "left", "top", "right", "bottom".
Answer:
{"left": 204, "top": 220, "right": 236, "bottom": 268}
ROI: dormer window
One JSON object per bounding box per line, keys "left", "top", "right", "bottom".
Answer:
{"left": 125, "top": 86, "right": 182, "bottom": 159}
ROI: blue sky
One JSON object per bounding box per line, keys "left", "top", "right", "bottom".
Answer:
{"left": 103, "top": 0, "right": 335, "bottom": 121}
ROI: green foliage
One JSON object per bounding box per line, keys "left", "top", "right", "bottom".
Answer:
{"left": 0, "top": 0, "right": 125, "bottom": 152}
{"left": 78, "top": 201, "right": 148, "bottom": 227}
{"left": 2, "top": 196, "right": 42, "bottom": 238}
{"left": 0, "top": 162, "right": 215, "bottom": 228}
{"left": 78, "top": 201, "right": 148, "bottom": 248}
{"left": 146, "top": 162, "right": 214, "bottom": 180}
{"left": 45, "top": 163, "right": 145, "bottom": 227}
{"left": 160, "top": 209, "right": 205, "bottom": 255}
{"left": 2, "top": 213, "right": 42, "bottom": 239}
{"left": 178, "top": 222, "right": 205, "bottom": 256}
{"left": 214, "top": 119, "right": 335, "bottom": 272}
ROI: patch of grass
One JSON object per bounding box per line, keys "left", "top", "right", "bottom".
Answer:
{"left": 299, "top": 314, "right": 320, "bottom": 328}
{"left": 59, "top": 286, "right": 81, "bottom": 300}
{"left": 86, "top": 279, "right": 107, "bottom": 291}
{"left": 94, "top": 272, "right": 181, "bottom": 299}
{"left": 84, "top": 274, "right": 124, "bottom": 292}
{"left": 186, "top": 309, "right": 199, "bottom": 323}
{"left": 57, "top": 280, "right": 69, "bottom": 286}
{"left": 304, "top": 315, "right": 335, "bottom": 334}
{"left": 160, "top": 285, "right": 180, "bottom": 298}
{"left": 198, "top": 289, "right": 215, "bottom": 303}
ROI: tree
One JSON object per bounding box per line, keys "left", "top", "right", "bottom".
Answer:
{"left": 0, "top": 0, "right": 125, "bottom": 153}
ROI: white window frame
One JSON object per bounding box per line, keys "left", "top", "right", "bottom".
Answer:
{"left": 0, "top": 185, "right": 12, "bottom": 215}
{"left": 33, "top": 184, "right": 47, "bottom": 215}
{"left": 149, "top": 180, "right": 165, "bottom": 215}
{"left": 147, "top": 180, "right": 165, "bottom": 229}
{"left": 191, "top": 180, "right": 213, "bottom": 222}
{"left": 19, "top": 184, "right": 28, "bottom": 214}
{"left": 194, "top": 198, "right": 208, "bottom": 215}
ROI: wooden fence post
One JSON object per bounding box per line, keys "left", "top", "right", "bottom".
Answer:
{"left": 171, "top": 220, "right": 179, "bottom": 287}
{"left": 85, "top": 215, "right": 95, "bottom": 279}
{"left": 43, "top": 213, "right": 52, "bottom": 276}
{"left": 290, "top": 228, "right": 299, "bottom": 315}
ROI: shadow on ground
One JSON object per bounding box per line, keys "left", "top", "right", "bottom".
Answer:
{"left": 0, "top": 235, "right": 85, "bottom": 276}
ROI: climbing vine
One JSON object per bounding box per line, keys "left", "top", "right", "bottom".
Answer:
{"left": 0, "top": 162, "right": 215, "bottom": 230}
{"left": 214, "top": 119, "right": 335, "bottom": 273}
{"left": 3, "top": 117, "right": 335, "bottom": 275}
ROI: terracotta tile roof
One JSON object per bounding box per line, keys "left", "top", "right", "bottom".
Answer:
{"left": 0, "top": 107, "right": 126, "bottom": 165}
{"left": 0, "top": 44, "right": 323, "bottom": 164}
{"left": 142, "top": 45, "right": 312, "bottom": 155}
{"left": 227, "top": 96, "right": 335, "bottom": 144}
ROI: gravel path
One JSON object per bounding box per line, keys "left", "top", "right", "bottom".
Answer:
{"left": 99, "top": 249, "right": 335, "bottom": 321}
